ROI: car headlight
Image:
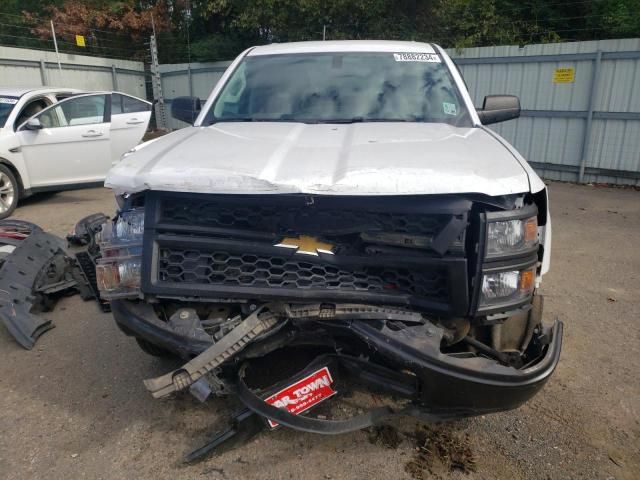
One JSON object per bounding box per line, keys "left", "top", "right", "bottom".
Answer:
{"left": 96, "top": 208, "right": 144, "bottom": 299}
{"left": 480, "top": 265, "right": 535, "bottom": 308}
{"left": 486, "top": 213, "right": 538, "bottom": 258}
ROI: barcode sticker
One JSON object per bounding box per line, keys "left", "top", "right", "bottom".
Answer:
{"left": 393, "top": 53, "right": 441, "bottom": 63}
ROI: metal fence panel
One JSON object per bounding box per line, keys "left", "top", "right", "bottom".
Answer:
{"left": 0, "top": 45, "right": 146, "bottom": 99}
{"left": 155, "top": 39, "right": 639, "bottom": 185}
{"left": 159, "top": 61, "right": 231, "bottom": 129}
{"left": 5, "top": 41, "right": 637, "bottom": 185}
{"left": 450, "top": 38, "right": 640, "bottom": 186}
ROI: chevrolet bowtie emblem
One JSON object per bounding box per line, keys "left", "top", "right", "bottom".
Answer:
{"left": 274, "top": 235, "right": 335, "bottom": 256}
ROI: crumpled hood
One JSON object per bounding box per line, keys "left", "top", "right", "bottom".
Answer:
{"left": 105, "top": 122, "right": 531, "bottom": 196}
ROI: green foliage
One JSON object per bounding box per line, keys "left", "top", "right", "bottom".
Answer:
{"left": 189, "top": 34, "right": 250, "bottom": 62}
{"left": 588, "top": 0, "right": 640, "bottom": 37}
{"left": 1, "top": 0, "right": 639, "bottom": 62}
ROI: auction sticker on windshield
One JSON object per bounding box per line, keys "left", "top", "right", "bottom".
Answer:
{"left": 0, "top": 98, "right": 18, "bottom": 104}
{"left": 443, "top": 102, "right": 458, "bottom": 115}
{"left": 264, "top": 366, "right": 337, "bottom": 428}
{"left": 393, "top": 53, "right": 441, "bottom": 63}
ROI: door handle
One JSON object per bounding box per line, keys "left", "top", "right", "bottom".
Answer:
{"left": 82, "top": 130, "right": 104, "bottom": 138}
{"left": 126, "top": 119, "right": 145, "bottom": 125}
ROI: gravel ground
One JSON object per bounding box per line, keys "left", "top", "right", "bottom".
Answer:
{"left": 0, "top": 182, "right": 638, "bottom": 480}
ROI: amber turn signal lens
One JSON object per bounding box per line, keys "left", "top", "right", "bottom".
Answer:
{"left": 96, "top": 263, "right": 120, "bottom": 292}
{"left": 519, "top": 268, "right": 535, "bottom": 293}
{"left": 524, "top": 216, "right": 538, "bottom": 244}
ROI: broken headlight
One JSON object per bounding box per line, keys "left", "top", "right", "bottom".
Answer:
{"left": 486, "top": 209, "right": 538, "bottom": 259}
{"left": 96, "top": 208, "right": 144, "bottom": 299}
{"left": 480, "top": 265, "right": 535, "bottom": 308}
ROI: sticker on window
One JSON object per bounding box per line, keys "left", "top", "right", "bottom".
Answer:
{"left": 0, "top": 98, "right": 18, "bottom": 105}
{"left": 443, "top": 102, "right": 458, "bottom": 115}
{"left": 393, "top": 53, "right": 441, "bottom": 63}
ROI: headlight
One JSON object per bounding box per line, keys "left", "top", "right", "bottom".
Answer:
{"left": 480, "top": 265, "right": 535, "bottom": 308}
{"left": 486, "top": 213, "right": 538, "bottom": 258}
{"left": 96, "top": 208, "right": 144, "bottom": 299}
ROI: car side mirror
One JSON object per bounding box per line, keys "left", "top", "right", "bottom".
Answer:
{"left": 22, "top": 118, "right": 43, "bottom": 131}
{"left": 477, "top": 95, "right": 520, "bottom": 125}
{"left": 171, "top": 96, "right": 201, "bottom": 125}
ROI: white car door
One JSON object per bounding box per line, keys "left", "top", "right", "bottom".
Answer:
{"left": 17, "top": 93, "right": 111, "bottom": 187}
{"left": 109, "top": 93, "right": 152, "bottom": 164}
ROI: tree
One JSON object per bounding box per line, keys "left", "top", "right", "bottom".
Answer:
{"left": 21, "top": 0, "right": 173, "bottom": 58}
{"left": 1, "top": 0, "right": 639, "bottom": 62}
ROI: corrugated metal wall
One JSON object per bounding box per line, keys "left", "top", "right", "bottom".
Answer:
{"left": 449, "top": 39, "right": 640, "bottom": 185}
{"left": 3, "top": 41, "right": 638, "bottom": 184}
{"left": 159, "top": 61, "right": 231, "bottom": 129}
{"left": 0, "top": 45, "right": 147, "bottom": 99}
{"left": 154, "top": 40, "right": 640, "bottom": 185}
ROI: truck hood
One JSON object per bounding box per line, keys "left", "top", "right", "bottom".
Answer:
{"left": 105, "top": 122, "right": 531, "bottom": 196}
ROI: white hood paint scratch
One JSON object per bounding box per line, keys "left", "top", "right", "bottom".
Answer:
{"left": 105, "top": 122, "right": 532, "bottom": 197}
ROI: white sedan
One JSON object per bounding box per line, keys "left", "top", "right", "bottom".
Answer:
{"left": 0, "top": 87, "right": 152, "bottom": 218}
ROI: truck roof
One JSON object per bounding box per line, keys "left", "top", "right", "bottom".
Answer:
{"left": 247, "top": 40, "right": 437, "bottom": 56}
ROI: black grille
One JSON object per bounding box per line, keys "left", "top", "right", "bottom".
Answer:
{"left": 160, "top": 198, "right": 447, "bottom": 236}
{"left": 158, "top": 247, "right": 449, "bottom": 300}
{"left": 142, "top": 191, "right": 471, "bottom": 314}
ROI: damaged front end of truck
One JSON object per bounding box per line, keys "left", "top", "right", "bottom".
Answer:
{"left": 96, "top": 188, "right": 561, "bottom": 455}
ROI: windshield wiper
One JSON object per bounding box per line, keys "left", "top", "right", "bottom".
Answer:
{"left": 212, "top": 117, "right": 257, "bottom": 123}
{"left": 314, "top": 117, "right": 418, "bottom": 124}
{"left": 315, "top": 117, "right": 365, "bottom": 124}
{"left": 213, "top": 117, "right": 304, "bottom": 124}
{"left": 211, "top": 117, "right": 424, "bottom": 125}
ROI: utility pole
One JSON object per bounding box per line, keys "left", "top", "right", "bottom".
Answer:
{"left": 323, "top": 25, "right": 326, "bottom": 41}
{"left": 150, "top": 34, "right": 168, "bottom": 130}
{"left": 150, "top": 15, "right": 169, "bottom": 130}
{"left": 50, "top": 21, "right": 62, "bottom": 72}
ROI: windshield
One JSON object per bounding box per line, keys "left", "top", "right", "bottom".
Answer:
{"left": 207, "top": 52, "right": 471, "bottom": 126}
{"left": 0, "top": 96, "right": 19, "bottom": 127}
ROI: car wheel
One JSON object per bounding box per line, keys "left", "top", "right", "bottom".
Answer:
{"left": 0, "top": 165, "right": 18, "bottom": 220}
{"left": 135, "top": 337, "right": 175, "bottom": 358}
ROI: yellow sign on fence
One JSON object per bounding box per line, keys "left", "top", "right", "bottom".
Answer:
{"left": 553, "top": 67, "right": 575, "bottom": 83}
{"left": 75, "top": 35, "right": 86, "bottom": 47}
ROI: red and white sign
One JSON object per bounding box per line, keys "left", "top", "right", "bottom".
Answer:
{"left": 264, "top": 366, "right": 337, "bottom": 428}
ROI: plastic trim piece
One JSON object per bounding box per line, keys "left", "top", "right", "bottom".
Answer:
{"left": 0, "top": 231, "right": 66, "bottom": 348}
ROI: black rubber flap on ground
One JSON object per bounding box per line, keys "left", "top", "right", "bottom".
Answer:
{"left": 0, "top": 230, "right": 69, "bottom": 349}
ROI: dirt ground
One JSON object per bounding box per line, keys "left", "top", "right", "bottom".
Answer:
{"left": 0, "top": 182, "right": 638, "bottom": 480}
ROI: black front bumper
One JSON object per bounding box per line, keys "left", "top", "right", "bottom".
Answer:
{"left": 111, "top": 299, "right": 562, "bottom": 416}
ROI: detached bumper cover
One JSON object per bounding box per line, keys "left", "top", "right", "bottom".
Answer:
{"left": 112, "top": 299, "right": 562, "bottom": 415}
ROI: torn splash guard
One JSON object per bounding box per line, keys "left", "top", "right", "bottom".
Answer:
{"left": 0, "top": 230, "right": 74, "bottom": 349}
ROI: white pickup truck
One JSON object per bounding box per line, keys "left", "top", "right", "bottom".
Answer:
{"left": 99, "top": 41, "right": 561, "bottom": 433}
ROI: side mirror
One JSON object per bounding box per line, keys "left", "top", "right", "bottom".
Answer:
{"left": 22, "top": 118, "right": 43, "bottom": 131}
{"left": 477, "top": 95, "right": 520, "bottom": 125}
{"left": 171, "top": 96, "right": 201, "bottom": 124}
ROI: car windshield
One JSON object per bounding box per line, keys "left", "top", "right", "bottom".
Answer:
{"left": 0, "top": 96, "right": 19, "bottom": 127}
{"left": 207, "top": 52, "right": 471, "bottom": 126}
